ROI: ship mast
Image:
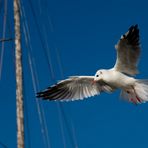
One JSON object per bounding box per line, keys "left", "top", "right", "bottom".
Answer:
{"left": 13, "top": 0, "right": 24, "bottom": 147}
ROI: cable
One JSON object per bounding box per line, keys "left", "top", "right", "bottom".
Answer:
{"left": 42, "top": 0, "right": 79, "bottom": 147}
{"left": 42, "top": 26, "right": 55, "bottom": 81}
{"left": 25, "top": 1, "right": 68, "bottom": 147}
{"left": 0, "top": 0, "right": 8, "bottom": 79}
{"left": 59, "top": 104, "right": 78, "bottom": 148}
{"left": 20, "top": 2, "right": 45, "bottom": 147}
{"left": 20, "top": 1, "right": 51, "bottom": 147}
{"left": 0, "top": 38, "right": 13, "bottom": 42}
{"left": 22, "top": 76, "right": 31, "bottom": 148}
{"left": 24, "top": 0, "right": 78, "bottom": 147}
{"left": 57, "top": 103, "right": 67, "bottom": 148}
{"left": 0, "top": 0, "right": 3, "bottom": 16}
{"left": 37, "top": 0, "right": 79, "bottom": 147}
{"left": 26, "top": 0, "right": 54, "bottom": 80}
{"left": 0, "top": 141, "right": 7, "bottom": 148}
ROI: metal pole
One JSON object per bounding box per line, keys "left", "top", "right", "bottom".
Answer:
{"left": 13, "top": 0, "right": 24, "bottom": 147}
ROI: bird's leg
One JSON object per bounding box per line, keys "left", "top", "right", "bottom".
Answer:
{"left": 126, "top": 86, "right": 142, "bottom": 104}
{"left": 126, "top": 89, "right": 138, "bottom": 104}
{"left": 132, "top": 87, "right": 142, "bottom": 103}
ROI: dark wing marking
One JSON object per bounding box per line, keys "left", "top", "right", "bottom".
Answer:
{"left": 114, "top": 24, "right": 141, "bottom": 75}
{"left": 36, "top": 76, "right": 114, "bottom": 101}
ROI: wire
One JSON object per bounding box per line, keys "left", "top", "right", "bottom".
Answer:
{"left": 22, "top": 76, "right": 31, "bottom": 148}
{"left": 37, "top": 0, "right": 79, "bottom": 147}
{"left": 0, "top": 141, "right": 7, "bottom": 148}
{"left": 43, "top": 26, "right": 55, "bottom": 80}
{"left": 24, "top": 0, "right": 78, "bottom": 147}
{"left": 59, "top": 104, "right": 78, "bottom": 148}
{"left": 26, "top": 0, "right": 54, "bottom": 80}
{"left": 42, "top": 0, "right": 79, "bottom": 147}
{"left": 0, "top": 0, "right": 8, "bottom": 79}
{"left": 25, "top": 1, "right": 68, "bottom": 147}
{"left": 0, "top": 0, "right": 3, "bottom": 16}
{"left": 20, "top": 1, "right": 51, "bottom": 147}
{"left": 0, "top": 38, "right": 13, "bottom": 42}
{"left": 57, "top": 103, "right": 67, "bottom": 148}
{"left": 21, "top": 16, "right": 47, "bottom": 148}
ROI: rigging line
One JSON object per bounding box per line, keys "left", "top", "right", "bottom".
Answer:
{"left": 20, "top": 2, "right": 47, "bottom": 147}
{"left": 57, "top": 103, "right": 67, "bottom": 148}
{"left": 28, "top": 48, "right": 52, "bottom": 148}
{"left": 28, "top": 50, "right": 47, "bottom": 148}
{"left": 21, "top": 11, "right": 48, "bottom": 148}
{"left": 19, "top": 6, "right": 32, "bottom": 148}
{"left": 0, "top": 4, "right": 14, "bottom": 43}
{"left": 43, "top": 3, "right": 78, "bottom": 147}
{"left": 5, "top": 3, "right": 15, "bottom": 69}
{"left": 59, "top": 103, "right": 78, "bottom": 148}
{"left": 37, "top": 0, "right": 42, "bottom": 16}
{"left": 71, "top": 121, "right": 78, "bottom": 148}
{"left": 28, "top": 31, "right": 52, "bottom": 148}
{"left": 27, "top": 32, "right": 52, "bottom": 148}
{"left": 55, "top": 36, "right": 79, "bottom": 148}
{"left": 55, "top": 48, "right": 64, "bottom": 79}
{"left": 39, "top": 102, "right": 51, "bottom": 148}
{"left": 47, "top": 15, "right": 54, "bottom": 33}
{"left": 27, "top": 31, "right": 52, "bottom": 148}
{"left": 27, "top": 1, "right": 68, "bottom": 147}
{"left": 42, "top": 1, "right": 79, "bottom": 147}
{"left": 26, "top": 0, "right": 53, "bottom": 79}
{"left": 22, "top": 75, "right": 32, "bottom": 148}
{"left": 0, "top": 0, "right": 8, "bottom": 79}
{"left": 20, "top": 5, "right": 51, "bottom": 147}
{"left": 42, "top": 18, "right": 68, "bottom": 148}
{"left": 0, "top": 141, "right": 7, "bottom": 148}
{"left": 0, "top": 38, "right": 13, "bottom": 42}
{"left": 43, "top": 25, "right": 55, "bottom": 80}
{"left": 25, "top": 1, "right": 73, "bottom": 148}
{"left": 0, "top": 0, "right": 3, "bottom": 16}
{"left": 28, "top": 49, "right": 51, "bottom": 148}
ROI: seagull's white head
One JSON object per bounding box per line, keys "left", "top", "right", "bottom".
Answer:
{"left": 94, "top": 69, "right": 104, "bottom": 81}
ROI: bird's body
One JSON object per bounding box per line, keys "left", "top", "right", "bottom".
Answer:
{"left": 37, "top": 24, "right": 148, "bottom": 104}
{"left": 96, "top": 69, "right": 135, "bottom": 89}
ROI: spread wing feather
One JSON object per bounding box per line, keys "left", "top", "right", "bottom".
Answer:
{"left": 114, "top": 24, "right": 141, "bottom": 75}
{"left": 36, "top": 76, "right": 114, "bottom": 101}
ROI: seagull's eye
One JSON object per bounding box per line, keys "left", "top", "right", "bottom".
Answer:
{"left": 96, "top": 75, "right": 99, "bottom": 77}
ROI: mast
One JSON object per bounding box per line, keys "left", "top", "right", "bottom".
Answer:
{"left": 13, "top": 0, "right": 24, "bottom": 147}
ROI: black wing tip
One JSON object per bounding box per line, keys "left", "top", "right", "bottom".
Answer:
{"left": 129, "top": 24, "right": 139, "bottom": 32}
{"left": 36, "top": 91, "right": 46, "bottom": 99}
{"left": 122, "top": 24, "right": 140, "bottom": 46}
{"left": 36, "top": 91, "right": 53, "bottom": 101}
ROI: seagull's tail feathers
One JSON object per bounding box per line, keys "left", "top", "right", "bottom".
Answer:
{"left": 121, "top": 80, "right": 148, "bottom": 104}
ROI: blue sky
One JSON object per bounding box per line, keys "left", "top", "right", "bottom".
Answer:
{"left": 1, "top": 0, "right": 148, "bottom": 147}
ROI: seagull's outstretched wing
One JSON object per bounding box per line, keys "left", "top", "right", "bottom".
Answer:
{"left": 37, "top": 76, "right": 113, "bottom": 101}
{"left": 114, "top": 24, "right": 141, "bottom": 75}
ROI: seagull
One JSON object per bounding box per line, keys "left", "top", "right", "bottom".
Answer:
{"left": 37, "top": 25, "right": 148, "bottom": 104}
